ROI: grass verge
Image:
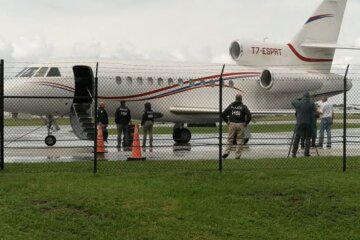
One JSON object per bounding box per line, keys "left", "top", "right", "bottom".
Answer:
{"left": 1, "top": 158, "right": 360, "bottom": 239}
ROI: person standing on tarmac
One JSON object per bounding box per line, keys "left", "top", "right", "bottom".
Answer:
{"left": 115, "top": 100, "right": 131, "bottom": 151}
{"left": 317, "top": 96, "right": 334, "bottom": 149}
{"left": 97, "top": 101, "right": 109, "bottom": 143}
{"left": 141, "top": 102, "right": 154, "bottom": 152}
{"left": 300, "top": 109, "right": 320, "bottom": 149}
{"left": 222, "top": 94, "right": 251, "bottom": 159}
{"left": 291, "top": 91, "right": 316, "bottom": 157}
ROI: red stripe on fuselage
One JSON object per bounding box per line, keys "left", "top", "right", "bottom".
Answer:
{"left": 29, "top": 81, "right": 75, "bottom": 91}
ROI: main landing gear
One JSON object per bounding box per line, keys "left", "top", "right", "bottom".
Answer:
{"left": 171, "top": 123, "right": 250, "bottom": 145}
{"left": 42, "top": 115, "right": 60, "bottom": 146}
{"left": 172, "top": 123, "right": 191, "bottom": 144}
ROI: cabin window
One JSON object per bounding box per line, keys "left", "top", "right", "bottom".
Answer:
{"left": 189, "top": 79, "right": 194, "bottom": 86}
{"left": 115, "top": 76, "right": 122, "bottom": 85}
{"left": 126, "top": 76, "right": 133, "bottom": 84}
{"left": 168, "top": 78, "right": 174, "bottom": 86}
{"left": 147, "top": 77, "right": 154, "bottom": 85}
{"left": 21, "top": 67, "right": 39, "bottom": 78}
{"left": 228, "top": 80, "right": 234, "bottom": 88}
{"left": 137, "top": 77, "right": 143, "bottom": 85}
{"left": 178, "top": 78, "right": 184, "bottom": 87}
{"left": 200, "top": 80, "right": 205, "bottom": 86}
{"left": 47, "top": 67, "right": 61, "bottom": 77}
{"left": 35, "top": 67, "right": 49, "bottom": 77}
{"left": 158, "top": 78, "right": 164, "bottom": 86}
{"left": 210, "top": 79, "right": 215, "bottom": 87}
{"left": 15, "top": 68, "right": 28, "bottom": 77}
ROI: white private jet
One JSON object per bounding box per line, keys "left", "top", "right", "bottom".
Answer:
{"left": 4, "top": 0, "right": 359, "bottom": 146}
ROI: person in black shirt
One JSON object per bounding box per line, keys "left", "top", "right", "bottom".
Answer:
{"left": 222, "top": 94, "right": 251, "bottom": 159}
{"left": 291, "top": 91, "right": 316, "bottom": 157}
{"left": 97, "top": 101, "right": 109, "bottom": 142}
{"left": 115, "top": 100, "right": 131, "bottom": 150}
{"left": 141, "top": 102, "right": 154, "bottom": 151}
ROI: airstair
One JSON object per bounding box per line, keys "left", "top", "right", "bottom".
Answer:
{"left": 70, "top": 103, "right": 95, "bottom": 140}
{"left": 70, "top": 65, "right": 96, "bottom": 140}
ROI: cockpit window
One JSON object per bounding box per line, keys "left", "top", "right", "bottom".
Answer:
{"left": 21, "top": 67, "right": 39, "bottom": 78}
{"left": 47, "top": 67, "right": 61, "bottom": 77}
{"left": 15, "top": 68, "right": 28, "bottom": 77}
{"left": 35, "top": 67, "right": 49, "bottom": 77}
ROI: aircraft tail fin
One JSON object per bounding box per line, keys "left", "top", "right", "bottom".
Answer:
{"left": 289, "top": 0, "right": 348, "bottom": 69}
{"left": 291, "top": 0, "right": 347, "bottom": 47}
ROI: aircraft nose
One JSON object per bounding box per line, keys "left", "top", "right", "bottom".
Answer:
{"left": 4, "top": 80, "right": 22, "bottom": 113}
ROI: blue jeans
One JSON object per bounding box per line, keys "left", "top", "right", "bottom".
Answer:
{"left": 318, "top": 117, "right": 332, "bottom": 147}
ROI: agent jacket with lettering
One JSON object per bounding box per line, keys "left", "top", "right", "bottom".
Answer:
{"left": 115, "top": 106, "right": 131, "bottom": 125}
{"left": 141, "top": 110, "right": 154, "bottom": 126}
{"left": 222, "top": 101, "right": 251, "bottom": 124}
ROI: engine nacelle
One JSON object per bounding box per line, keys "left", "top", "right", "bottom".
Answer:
{"left": 229, "top": 40, "right": 287, "bottom": 66}
{"left": 258, "top": 69, "right": 340, "bottom": 93}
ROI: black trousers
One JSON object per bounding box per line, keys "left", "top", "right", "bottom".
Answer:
{"left": 292, "top": 123, "right": 311, "bottom": 156}
{"left": 301, "top": 136, "right": 316, "bottom": 148}
{"left": 103, "top": 127, "right": 108, "bottom": 142}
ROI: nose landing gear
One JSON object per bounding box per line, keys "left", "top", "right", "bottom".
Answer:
{"left": 43, "top": 115, "right": 60, "bottom": 146}
{"left": 45, "top": 135, "right": 56, "bottom": 146}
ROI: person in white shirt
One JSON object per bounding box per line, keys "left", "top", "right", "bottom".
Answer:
{"left": 317, "top": 97, "right": 334, "bottom": 148}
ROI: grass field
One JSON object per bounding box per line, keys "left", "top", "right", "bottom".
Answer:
{"left": 1, "top": 158, "right": 360, "bottom": 239}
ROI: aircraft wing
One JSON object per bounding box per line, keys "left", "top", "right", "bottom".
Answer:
{"left": 169, "top": 106, "right": 295, "bottom": 115}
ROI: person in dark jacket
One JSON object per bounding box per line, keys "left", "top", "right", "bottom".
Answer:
{"left": 222, "top": 94, "right": 251, "bottom": 159}
{"left": 97, "top": 101, "right": 109, "bottom": 142}
{"left": 291, "top": 92, "right": 316, "bottom": 157}
{"left": 115, "top": 100, "right": 131, "bottom": 150}
{"left": 141, "top": 102, "right": 154, "bottom": 151}
{"left": 301, "top": 110, "right": 320, "bottom": 149}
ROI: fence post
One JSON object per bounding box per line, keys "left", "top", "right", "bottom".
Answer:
{"left": 343, "top": 64, "right": 349, "bottom": 172}
{"left": 93, "top": 62, "right": 99, "bottom": 174}
{"left": 0, "top": 59, "right": 4, "bottom": 171}
{"left": 219, "top": 64, "right": 225, "bottom": 172}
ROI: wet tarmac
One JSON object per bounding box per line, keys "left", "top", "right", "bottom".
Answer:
{"left": 3, "top": 125, "right": 360, "bottom": 163}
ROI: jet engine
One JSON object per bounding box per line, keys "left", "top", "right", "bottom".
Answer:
{"left": 258, "top": 69, "right": 342, "bottom": 93}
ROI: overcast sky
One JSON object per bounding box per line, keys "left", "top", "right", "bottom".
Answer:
{"left": 0, "top": 0, "right": 359, "bottom": 65}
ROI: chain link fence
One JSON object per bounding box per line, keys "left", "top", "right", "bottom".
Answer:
{"left": 1, "top": 59, "right": 360, "bottom": 173}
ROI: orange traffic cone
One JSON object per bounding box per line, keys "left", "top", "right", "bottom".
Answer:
{"left": 127, "top": 124, "right": 146, "bottom": 161}
{"left": 96, "top": 125, "right": 106, "bottom": 158}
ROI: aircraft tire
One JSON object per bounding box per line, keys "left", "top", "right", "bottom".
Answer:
{"left": 173, "top": 128, "right": 191, "bottom": 143}
{"left": 45, "top": 135, "right": 57, "bottom": 146}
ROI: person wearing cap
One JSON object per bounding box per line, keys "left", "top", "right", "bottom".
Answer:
{"left": 291, "top": 92, "right": 316, "bottom": 157}
{"left": 221, "top": 94, "right": 252, "bottom": 159}
{"left": 97, "top": 101, "right": 109, "bottom": 142}
{"left": 141, "top": 102, "right": 154, "bottom": 152}
{"left": 115, "top": 100, "right": 131, "bottom": 150}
